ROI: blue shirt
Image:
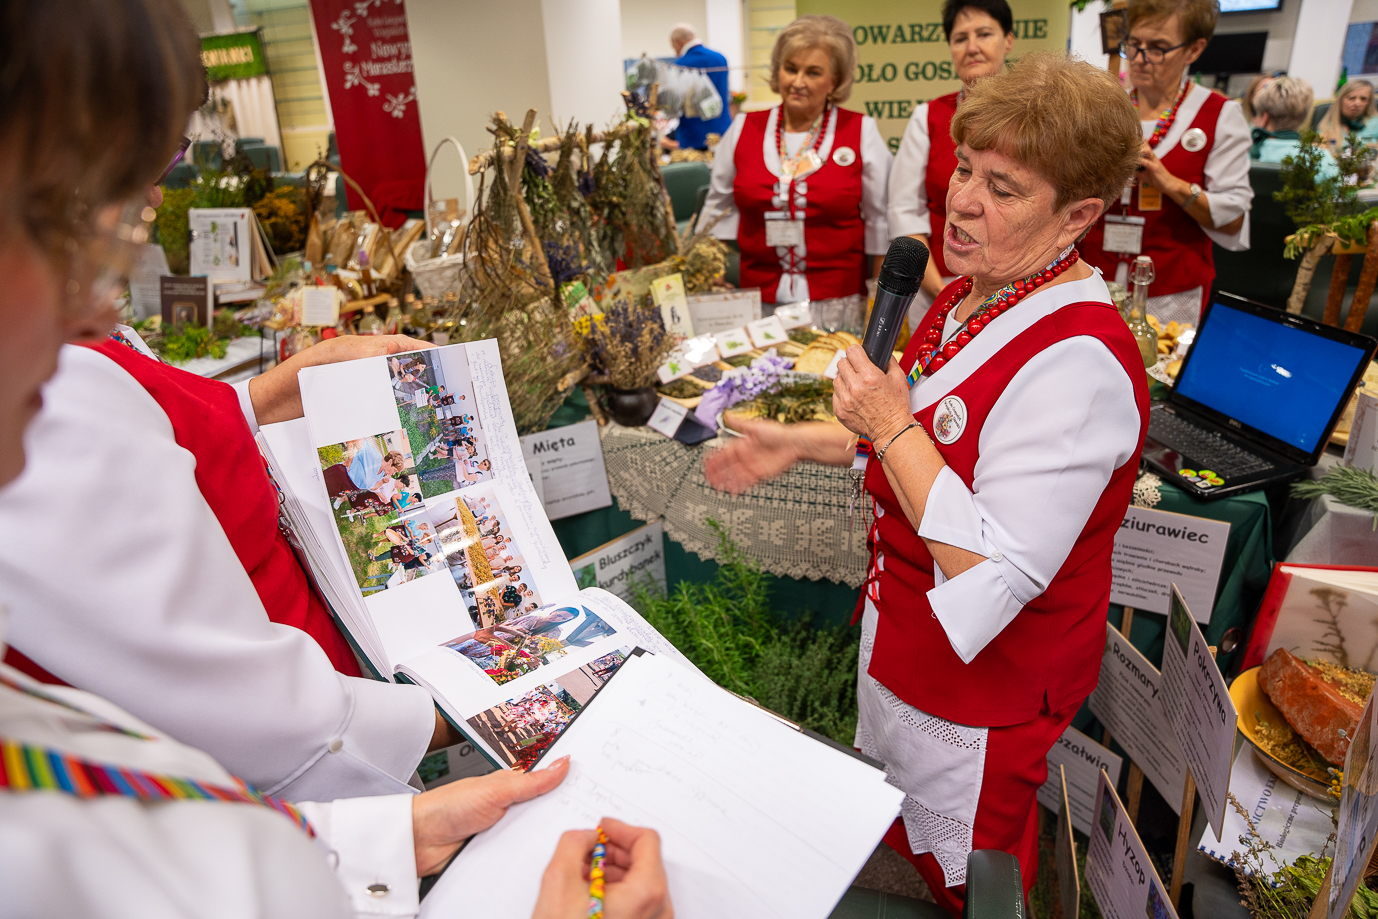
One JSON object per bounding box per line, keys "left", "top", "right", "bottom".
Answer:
{"left": 673, "top": 43, "right": 732, "bottom": 150}
{"left": 1252, "top": 133, "right": 1340, "bottom": 181}
{"left": 347, "top": 442, "right": 384, "bottom": 490}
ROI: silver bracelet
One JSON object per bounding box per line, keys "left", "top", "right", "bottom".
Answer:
{"left": 876, "top": 423, "right": 921, "bottom": 464}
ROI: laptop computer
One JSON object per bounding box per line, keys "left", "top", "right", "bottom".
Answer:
{"left": 1141, "top": 291, "right": 1376, "bottom": 500}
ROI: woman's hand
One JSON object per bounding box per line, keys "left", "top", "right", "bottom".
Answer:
{"left": 248, "top": 334, "right": 433, "bottom": 426}
{"left": 531, "top": 817, "right": 673, "bottom": 919}
{"left": 412, "top": 756, "right": 570, "bottom": 877}
{"left": 703, "top": 415, "right": 803, "bottom": 494}
{"left": 832, "top": 345, "right": 914, "bottom": 446}
{"left": 1136, "top": 141, "right": 1175, "bottom": 193}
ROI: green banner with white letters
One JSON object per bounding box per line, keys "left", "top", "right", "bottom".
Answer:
{"left": 794, "top": 0, "right": 1069, "bottom": 152}
{"left": 201, "top": 30, "right": 268, "bottom": 83}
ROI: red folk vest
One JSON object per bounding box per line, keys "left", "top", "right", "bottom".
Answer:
{"left": 735, "top": 106, "right": 868, "bottom": 303}
{"left": 862, "top": 288, "right": 1149, "bottom": 727}
{"left": 924, "top": 92, "right": 960, "bottom": 279}
{"left": 1082, "top": 87, "right": 1226, "bottom": 298}
{"left": 82, "top": 342, "right": 362, "bottom": 678}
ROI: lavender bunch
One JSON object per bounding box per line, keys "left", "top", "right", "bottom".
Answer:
{"left": 585, "top": 302, "right": 677, "bottom": 389}
{"left": 693, "top": 350, "right": 792, "bottom": 426}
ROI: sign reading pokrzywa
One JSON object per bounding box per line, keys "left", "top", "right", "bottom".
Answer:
{"left": 1111, "top": 506, "right": 1229, "bottom": 623}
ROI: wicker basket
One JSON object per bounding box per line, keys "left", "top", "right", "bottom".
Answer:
{"left": 406, "top": 136, "right": 475, "bottom": 300}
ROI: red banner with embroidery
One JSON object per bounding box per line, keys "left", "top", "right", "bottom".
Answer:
{"left": 309, "top": 0, "right": 426, "bottom": 226}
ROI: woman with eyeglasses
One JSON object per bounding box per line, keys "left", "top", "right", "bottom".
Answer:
{"left": 1081, "top": 0, "right": 1252, "bottom": 327}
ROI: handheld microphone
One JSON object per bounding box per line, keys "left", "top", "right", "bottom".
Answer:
{"left": 862, "top": 236, "right": 930, "bottom": 369}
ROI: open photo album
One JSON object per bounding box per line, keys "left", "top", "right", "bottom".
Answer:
{"left": 257, "top": 340, "right": 694, "bottom": 769}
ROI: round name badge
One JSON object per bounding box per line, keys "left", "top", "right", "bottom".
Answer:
{"left": 1181, "top": 127, "right": 1207, "bottom": 152}
{"left": 932, "top": 395, "right": 968, "bottom": 445}
{"left": 832, "top": 145, "right": 856, "bottom": 167}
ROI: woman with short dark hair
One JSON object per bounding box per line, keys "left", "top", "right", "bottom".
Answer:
{"left": 889, "top": 0, "right": 1016, "bottom": 319}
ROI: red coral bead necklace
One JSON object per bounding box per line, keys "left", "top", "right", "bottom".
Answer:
{"left": 908, "top": 245, "right": 1079, "bottom": 384}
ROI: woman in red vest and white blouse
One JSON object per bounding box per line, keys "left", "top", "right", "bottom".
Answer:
{"left": 1081, "top": 0, "right": 1252, "bottom": 326}
{"left": 888, "top": 0, "right": 1015, "bottom": 319}
{"left": 707, "top": 55, "right": 1148, "bottom": 914}
{"left": 699, "top": 15, "right": 891, "bottom": 306}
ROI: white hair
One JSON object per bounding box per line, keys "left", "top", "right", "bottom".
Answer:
{"left": 670, "top": 22, "right": 696, "bottom": 46}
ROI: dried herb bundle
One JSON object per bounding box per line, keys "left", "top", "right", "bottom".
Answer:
{"left": 583, "top": 302, "right": 675, "bottom": 389}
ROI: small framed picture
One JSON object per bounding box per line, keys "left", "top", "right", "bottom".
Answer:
{"left": 1100, "top": 8, "right": 1128, "bottom": 56}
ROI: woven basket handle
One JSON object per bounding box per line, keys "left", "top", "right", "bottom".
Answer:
{"left": 424, "top": 136, "right": 474, "bottom": 242}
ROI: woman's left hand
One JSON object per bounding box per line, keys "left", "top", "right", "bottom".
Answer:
{"left": 248, "top": 334, "right": 433, "bottom": 425}
{"left": 1136, "top": 141, "right": 1174, "bottom": 192}
{"left": 832, "top": 345, "right": 914, "bottom": 445}
{"left": 412, "top": 755, "right": 570, "bottom": 877}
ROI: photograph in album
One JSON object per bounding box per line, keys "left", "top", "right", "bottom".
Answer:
{"left": 387, "top": 348, "right": 492, "bottom": 498}
{"left": 426, "top": 484, "right": 547, "bottom": 627}
{"left": 443, "top": 605, "right": 618, "bottom": 687}
{"left": 464, "top": 649, "right": 629, "bottom": 770}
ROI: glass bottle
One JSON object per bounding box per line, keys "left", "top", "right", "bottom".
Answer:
{"left": 357, "top": 304, "right": 386, "bottom": 335}
{"left": 1127, "top": 255, "right": 1159, "bottom": 368}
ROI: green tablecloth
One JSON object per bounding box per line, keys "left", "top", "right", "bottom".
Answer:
{"left": 546, "top": 391, "right": 1275, "bottom": 656}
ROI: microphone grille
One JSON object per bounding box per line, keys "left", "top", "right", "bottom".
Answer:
{"left": 876, "top": 236, "right": 930, "bottom": 297}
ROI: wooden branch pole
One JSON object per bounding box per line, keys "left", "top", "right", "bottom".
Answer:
{"left": 1325, "top": 253, "right": 1354, "bottom": 326}
{"left": 1345, "top": 222, "right": 1378, "bottom": 332}
{"left": 504, "top": 109, "right": 554, "bottom": 292}
{"left": 468, "top": 121, "right": 639, "bottom": 175}
{"left": 1169, "top": 769, "right": 1196, "bottom": 907}
{"left": 1125, "top": 763, "right": 1145, "bottom": 824}
{"left": 1288, "top": 236, "right": 1334, "bottom": 314}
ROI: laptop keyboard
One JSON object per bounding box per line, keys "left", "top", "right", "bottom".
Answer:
{"left": 1148, "top": 408, "right": 1275, "bottom": 478}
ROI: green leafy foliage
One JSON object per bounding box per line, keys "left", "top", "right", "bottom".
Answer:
{"left": 1292, "top": 464, "right": 1378, "bottom": 520}
{"left": 159, "top": 326, "right": 228, "bottom": 364}
{"left": 632, "top": 522, "right": 860, "bottom": 744}
{"left": 1280, "top": 130, "right": 1378, "bottom": 259}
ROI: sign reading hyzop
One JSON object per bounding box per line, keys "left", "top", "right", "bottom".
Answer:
{"left": 795, "top": 0, "right": 1069, "bottom": 151}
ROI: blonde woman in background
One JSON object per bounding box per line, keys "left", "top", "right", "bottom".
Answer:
{"left": 1317, "top": 79, "right": 1378, "bottom": 151}
{"left": 699, "top": 15, "right": 891, "bottom": 307}
{"left": 1249, "top": 76, "right": 1340, "bottom": 179}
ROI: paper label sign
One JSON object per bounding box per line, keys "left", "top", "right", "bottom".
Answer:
{"left": 1086, "top": 769, "right": 1179, "bottom": 919}
{"left": 1344, "top": 388, "right": 1378, "bottom": 473}
{"left": 775, "top": 302, "right": 813, "bottom": 329}
{"left": 188, "top": 207, "right": 252, "bottom": 281}
{"left": 822, "top": 348, "right": 846, "bottom": 380}
{"left": 1329, "top": 691, "right": 1378, "bottom": 919}
{"left": 569, "top": 521, "right": 668, "bottom": 604}
{"left": 651, "top": 273, "right": 694, "bottom": 339}
{"left": 687, "top": 290, "right": 760, "bottom": 335}
{"left": 1038, "top": 726, "right": 1123, "bottom": 838}
{"left": 746, "top": 315, "right": 788, "bottom": 348}
{"left": 646, "top": 397, "right": 689, "bottom": 438}
{"left": 1087, "top": 625, "right": 1188, "bottom": 814}
{"left": 1111, "top": 506, "right": 1229, "bottom": 622}
{"left": 301, "top": 287, "right": 342, "bottom": 327}
{"left": 680, "top": 335, "right": 721, "bottom": 368}
{"left": 714, "top": 327, "right": 754, "bottom": 357}
{"left": 519, "top": 419, "right": 612, "bottom": 521}
{"left": 1199, "top": 744, "right": 1334, "bottom": 870}
{"left": 1160, "top": 585, "right": 1237, "bottom": 839}
{"left": 657, "top": 353, "right": 691, "bottom": 384}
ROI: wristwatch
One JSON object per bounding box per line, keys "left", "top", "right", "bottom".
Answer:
{"left": 1183, "top": 182, "right": 1204, "bottom": 209}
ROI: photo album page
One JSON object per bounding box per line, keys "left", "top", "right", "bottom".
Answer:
{"left": 289, "top": 341, "right": 692, "bottom": 769}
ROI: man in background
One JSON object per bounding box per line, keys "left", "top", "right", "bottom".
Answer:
{"left": 671, "top": 23, "right": 732, "bottom": 150}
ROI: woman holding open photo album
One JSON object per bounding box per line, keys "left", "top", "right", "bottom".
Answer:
{"left": 0, "top": 1, "right": 674, "bottom": 914}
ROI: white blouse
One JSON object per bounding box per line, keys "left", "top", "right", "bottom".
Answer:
{"left": 698, "top": 107, "right": 893, "bottom": 302}
{"left": 904, "top": 273, "right": 1143, "bottom": 663}
{"left": 887, "top": 101, "right": 939, "bottom": 241}
{"left": 0, "top": 641, "right": 418, "bottom": 918}
{"left": 0, "top": 345, "right": 437, "bottom": 802}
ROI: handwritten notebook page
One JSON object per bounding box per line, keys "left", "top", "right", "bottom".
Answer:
{"left": 421, "top": 653, "right": 903, "bottom": 919}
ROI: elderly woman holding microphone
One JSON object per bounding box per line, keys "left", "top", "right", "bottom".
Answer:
{"left": 698, "top": 15, "right": 891, "bottom": 306}
{"left": 707, "top": 54, "right": 1148, "bottom": 912}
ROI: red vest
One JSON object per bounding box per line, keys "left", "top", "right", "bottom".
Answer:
{"left": 43, "top": 342, "right": 362, "bottom": 679}
{"left": 1082, "top": 87, "right": 1227, "bottom": 298}
{"left": 923, "top": 92, "right": 960, "bottom": 279}
{"left": 862, "top": 287, "right": 1149, "bottom": 727}
{"left": 734, "top": 106, "right": 868, "bottom": 303}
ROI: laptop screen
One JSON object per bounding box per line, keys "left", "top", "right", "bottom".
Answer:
{"left": 1175, "top": 300, "right": 1369, "bottom": 454}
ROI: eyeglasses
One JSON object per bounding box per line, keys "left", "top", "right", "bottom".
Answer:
{"left": 1119, "top": 40, "right": 1189, "bottom": 64}
{"left": 19, "top": 196, "right": 158, "bottom": 320}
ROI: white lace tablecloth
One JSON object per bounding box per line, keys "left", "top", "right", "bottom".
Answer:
{"left": 599, "top": 423, "right": 872, "bottom": 586}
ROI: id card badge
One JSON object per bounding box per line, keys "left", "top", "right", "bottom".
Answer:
{"left": 1138, "top": 184, "right": 1163, "bottom": 211}
{"left": 765, "top": 211, "right": 805, "bottom": 248}
{"left": 1102, "top": 214, "right": 1145, "bottom": 255}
